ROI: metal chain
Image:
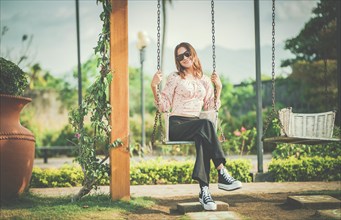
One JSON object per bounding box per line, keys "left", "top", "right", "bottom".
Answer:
{"left": 151, "top": 112, "right": 159, "bottom": 146}
{"left": 151, "top": 0, "right": 164, "bottom": 146}
{"left": 262, "top": 0, "right": 287, "bottom": 138}
{"left": 271, "top": 0, "right": 276, "bottom": 113}
{"left": 210, "top": 0, "right": 225, "bottom": 141}
{"left": 211, "top": 0, "right": 218, "bottom": 113}
{"left": 156, "top": 0, "right": 161, "bottom": 71}
{"left": 211, "top": 0, "right": 216, "bottom": 73}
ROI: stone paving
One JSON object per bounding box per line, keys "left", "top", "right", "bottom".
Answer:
{"left": 30, "top": 181, "right": 341, "bottom": 198}
{"left": 315, "top": 209, "right": 341, "bottom": 220}
{"left": 186, "top": 211, "right": 243, "bottom": 220}
{"left": 176, "top": 201, "right": 229, "bottom": 214}
{"left": 287, "top": 195, "right": 341, "bottom": 210}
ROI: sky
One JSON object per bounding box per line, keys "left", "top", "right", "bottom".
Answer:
{"left": 1, "top": 0, "right": 319, "bottom": 84}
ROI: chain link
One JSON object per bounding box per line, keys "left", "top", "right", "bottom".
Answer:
{"left": 157, "top": 0, "right": 161, "bottom": 71}
{"left": 210, "top": 0, "right": 225, "bottom": 141}
{"left": 211, "top": 0, "right": 216, "bottom": 73}
{"left": 151, "top": 0, "right": 164, "bottom": 146}
{"left": 211, "top": 0, "right": 218, "bottom": 113}
{"left": 262, "top": 0, "right": 287, "bottom": 138}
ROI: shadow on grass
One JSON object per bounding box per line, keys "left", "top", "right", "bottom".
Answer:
{"left": 0, "top": 192, "right": 156, "bottom": 219}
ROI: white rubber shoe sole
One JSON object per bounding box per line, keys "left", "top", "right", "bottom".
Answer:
{"left": 199, "top": 198, "right": 217, "bottom": 211}
{"left": 218, "top": 180, "right": 242, "bottom": 191}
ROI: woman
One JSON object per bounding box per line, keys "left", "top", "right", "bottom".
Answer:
{"left": 151, "top": 42, "right": 242, "bottom": 211}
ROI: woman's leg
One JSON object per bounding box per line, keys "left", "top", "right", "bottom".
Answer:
{"left": 169, "top": 116, "right": 225, "bottom": 185}
{"left": 169, "top": 116, "right": 242, "bottom": 191}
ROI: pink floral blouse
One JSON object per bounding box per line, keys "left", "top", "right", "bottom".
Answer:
{"left": 155, "top": 72, "right": 221, "bottom": 117}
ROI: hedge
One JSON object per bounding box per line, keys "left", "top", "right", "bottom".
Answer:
{"left": 30, "top": 158, "right": 252, "bottom": 188}
{"left": 268, "top": 156, "right": 341, "bottom": 182}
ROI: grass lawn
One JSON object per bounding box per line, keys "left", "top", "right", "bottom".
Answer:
{"left": 0, "top": 193, "right": 155, "bottom": 219}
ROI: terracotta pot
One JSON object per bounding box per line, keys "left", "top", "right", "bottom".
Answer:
{"left": 0, "top": 94, "right": 35, "bottom": 200}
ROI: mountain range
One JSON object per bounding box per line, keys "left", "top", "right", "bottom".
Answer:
{"left": 128, "top": 40, "right": 294, "bottom": 84}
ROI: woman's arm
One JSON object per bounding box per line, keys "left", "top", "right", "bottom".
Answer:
{"left": 211, "top": 72, "right": 222, "bottom": 101}
{"left": 202, "top": 72, "right": 222, "bottom": 110}
{"left": 151, "top": 70, "right": 162, "bottom": 103}
{"left": 151, "top": 71, "right": 178, "bottom": 112}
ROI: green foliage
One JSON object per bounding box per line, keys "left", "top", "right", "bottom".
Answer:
{"left": 287, "top": 60, "right": 338, "bottom": 112}
{"left": 59, "top": 82, "right": 78, "bottom": 110}
{"left": 20, "top": 107, "right": 44, "bottom": 147}
{"left": 130, "top": 159, "right": 195, "bottom": 185}
{"left": 31, "top": 165, "right": 84, "bottom": 188}
{"left": 30, "top": 159, "right": 252, "bottom": 187}
{"left": 72, "top": 54, "right": 100, "bottom": 95}
{"left": 129, "top": 114, "right": 150, "bottom": 154}
{"left": 1, "top": 193, "right": 154, "bottom": 219}
{"left": 222, "top": 126, "right": 257, "bottom": 155}
{"left": 268, "top": 156, "right": 341, "bottom": 182}
{"left": 272, "top": 141, "right": 341, "bottom": 160}
{"left": 0, "top": 57, "right": 29, "bottom": 96}
{"left": 135, "top": 158, "right": 253, "bottom": 184}
{"left": 25, "top": 63, "right": 78, "bottom": 110}
{"left": 282, "top": 0, "right": 337, "bottom": 66}
{"left": 220, "top": 77, "right": 256, "bottom": 121}
{"left": 68, "top": 0, "right": 119, "bottom": 201}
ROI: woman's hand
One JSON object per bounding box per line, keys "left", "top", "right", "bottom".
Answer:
{"left": 151, "top": 70, "right": 162, "bottom": 88}
{"left": 211, "top": 72, "right": 222, "bottom": 90}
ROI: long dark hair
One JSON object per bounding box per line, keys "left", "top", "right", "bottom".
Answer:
{"left": 174, "top": 42, "right": 203, "bottom": 79}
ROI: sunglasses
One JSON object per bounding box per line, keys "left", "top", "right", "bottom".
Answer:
{"left": 176, "top": 51, "right": 191, "bottom": 61}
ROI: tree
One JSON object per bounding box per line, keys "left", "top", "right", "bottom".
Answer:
{"left": 282, "top": 0, "right": 337, "bottom": 66}
{"left": 281, "top": 0, "right": 338, "bottom": 123}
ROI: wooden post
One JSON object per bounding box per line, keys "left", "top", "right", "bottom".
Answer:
{"left": 110, "top": 0, "right": 129, "bottom": 201}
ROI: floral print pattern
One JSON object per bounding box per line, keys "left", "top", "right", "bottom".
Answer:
{"left": 155, "top": 72, "right": 221, "bottom": 117}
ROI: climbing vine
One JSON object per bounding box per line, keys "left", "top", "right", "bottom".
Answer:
{"left": 69, "top": 0, "right": 122, "bottom": 201}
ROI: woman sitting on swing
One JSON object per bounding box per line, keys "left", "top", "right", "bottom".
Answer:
{"left": 151, "top": 42, "right": 242, "bottom": 211}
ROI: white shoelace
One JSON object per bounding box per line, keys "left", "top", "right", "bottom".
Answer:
{"left": 220, "top": 168, "right": 236, "bottom": 183}
{"left": 201, "top": 186, "right": 214, "bottom": 203}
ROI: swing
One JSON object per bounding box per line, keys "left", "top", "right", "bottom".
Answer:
{"left": 151, "top": 0, "right": 222, "bottom": 146}
{"left": 262, "top": 0, "right": 340, "bottom": 145}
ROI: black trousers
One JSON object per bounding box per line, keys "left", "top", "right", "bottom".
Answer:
{"left": 169, "top": 115, "right": 226, "bottom": 185}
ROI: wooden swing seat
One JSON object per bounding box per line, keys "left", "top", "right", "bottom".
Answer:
{"left": 163, "top": 110, "right": 218, "bottom": 145}
{"left": 263, "top": 107, "right": 341, "bottom": 145}
{"left": 264, "top": 136, "right": 340, "bottom": 145}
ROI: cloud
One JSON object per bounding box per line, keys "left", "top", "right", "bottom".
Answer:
{"left": 275, "top": 0, "right": 318, "bottom": 21}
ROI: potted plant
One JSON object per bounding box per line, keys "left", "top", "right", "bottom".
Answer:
{"left": 0, "top": 57, "right": 35, "bottom": 200}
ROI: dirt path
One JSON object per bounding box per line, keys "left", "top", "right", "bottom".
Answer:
{"left": 125, "top": 192, "right": 340, "bottom": 220}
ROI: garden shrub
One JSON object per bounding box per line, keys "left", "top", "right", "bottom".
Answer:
{"left": 272, "top": 142, "right": 341, "bottom": 159}
{"left": 30, "top": 158, "right": 252, "bottom": 188}
{"left": 31, "top": 165, "right": 84, "bottom": 187}
{"left": 221, "top": 126, "right": 257, "bottom": 155}
{"left": 268, "top": 156, "right": 341, "bottom": 182}
{"left": 130, "top": 158, "right": 253, "bottom": 185}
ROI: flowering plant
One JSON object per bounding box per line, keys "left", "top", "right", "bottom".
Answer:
{"left": 68, "top": 0, "right": 122, "bottom": 202}
{"left": 222, "top": 126, "right": 257, "bottom": 155}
